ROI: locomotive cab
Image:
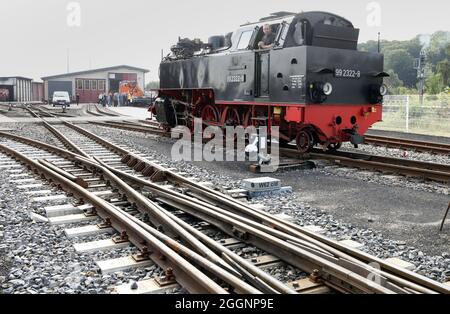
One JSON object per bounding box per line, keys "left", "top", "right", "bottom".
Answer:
{"left": 157, "top": 11, "right": 388, "bottom": 153}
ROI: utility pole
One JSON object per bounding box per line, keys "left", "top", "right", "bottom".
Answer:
{"left": 414, "top": 50, "right": 426, "bottom": 105}
{"left": 67, "top": 48, "right": 70, "bottom": 73}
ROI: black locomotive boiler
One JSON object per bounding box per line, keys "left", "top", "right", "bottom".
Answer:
{"left": 152, "top": 11, "right": 388, "bottom": 152}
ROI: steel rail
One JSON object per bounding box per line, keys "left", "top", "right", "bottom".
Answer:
{"left": 280, "top": 147, "right": 450, "bottom": 183}
{"left": 365, "top": 135, "right": 450, "bottom": 155}
{"left": 88, "top": 121, "right": 170, "bottom": 136}
{"left": 16, "top": 122, "right": 298, "bottom": 294}
{"left": 0, "top": 131, "right": 271, "bottom": 293}
{"left": 0, "top": 128, "right": 440, "bottom": 293}
{"left": 0, "top": 142, "right": 228, "bottom": 294}
{"left": 107, "top": 163, "right": 434, "bottom": 294}
{"left": 60, "top": 122, "right": 450, "bottom": 294}
{"left": 95, "top": 158, "right": 395, "bottom": 294}
{"left": 86, "top": 104, "right": 104, "bottom": 116}
{"left": 41, "top": 121, "right": 90, "bottom": 158}
{"left": 0, "top": 134, "right": 263, "bottom": 293}
{"left": 93, "top": 104, "right": 121, "bottom": 117}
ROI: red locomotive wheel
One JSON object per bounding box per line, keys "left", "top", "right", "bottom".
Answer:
{"left": 201, "top": 105, "right": 220, "bottom": 123}
{"left": 296, "top": 130, "right": 314, "bottom": 153}
{"left": 223, "top": 107, "right": 241, "bottom": 126}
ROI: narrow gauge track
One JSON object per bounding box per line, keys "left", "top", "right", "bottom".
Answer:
{"left": 88, "top": 120, "right": 170, "bottom": 137}
{"left": 21, "top": 104, "right": 76, "bottom": 118}
{"left": 0, "top": 130, "right": 268, "bottom": 294}
{"left": 86, "top": 104, "right": 121, "bottom": 117}
{"left": 281, "top": 147, "right": 450, "bottom": 183}
{"left": 1, "top": 122, "right": 448, "bottom": 294}
{"left": 365, "top": 135, "right": 450, "bottom": 156}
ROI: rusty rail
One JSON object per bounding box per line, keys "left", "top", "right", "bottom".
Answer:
{"left": 58, "top": 122, "right": 450, "bottom": 294}
{"left": 280, "top": 147, "right": 450, "bottom": 183}
{"left": 365, "top": 135, "right": 450, "bottom": 155}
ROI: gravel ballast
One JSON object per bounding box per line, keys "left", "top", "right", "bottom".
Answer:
{"left": 0, "top": 122, "right": 449, "bottom": 293}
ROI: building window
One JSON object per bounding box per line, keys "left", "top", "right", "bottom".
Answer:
{"left": 91, "top": 80, "right": 97, "bottom": 90}
{"left": 76, "top": 79, "right": 83, "bottom": 90}
{"left": 84, "top": 80, "right": 90, "bottom": 90}
{"left": 98, "top": 80, "right": 105, "bottom": 91}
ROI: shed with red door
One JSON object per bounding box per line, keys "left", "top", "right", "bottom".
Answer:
{"left": 41, "top": 65, "right": 149, "bottom": 103}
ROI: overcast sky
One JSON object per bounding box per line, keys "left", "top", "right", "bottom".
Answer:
{"left": 0, "top": 0, "right": 448, "bottom": 82}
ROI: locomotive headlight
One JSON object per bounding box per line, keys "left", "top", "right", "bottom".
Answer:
{"left": 323, "top": 82, "right": 333, "bottom": 96}
{"left": 379, "top": 84, "right": 388, "bottom": 96}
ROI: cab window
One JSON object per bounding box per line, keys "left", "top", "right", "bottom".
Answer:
{"left": 253, "top": 24, "right": 280, "bottom": 49}
{"left": 236, "top": 30, "right": 254, "bottom": 50}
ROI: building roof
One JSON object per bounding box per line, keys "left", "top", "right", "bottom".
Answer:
{"left": 0, "top": 76, "right": 33, "bottom": 81}
{"left": 41, "top": 65, "right": 150, "bottom": 80}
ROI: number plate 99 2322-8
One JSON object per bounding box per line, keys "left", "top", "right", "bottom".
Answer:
{"left": 334, "top": 68, "right": 361, "bottom": 79}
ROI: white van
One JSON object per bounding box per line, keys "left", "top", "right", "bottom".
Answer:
{"left": 52, "top": 91, "right": 71, "bottom": 107}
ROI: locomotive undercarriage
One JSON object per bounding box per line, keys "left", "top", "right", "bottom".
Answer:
{"left": 153, "top": 89, "right": 365, "bottom": 154}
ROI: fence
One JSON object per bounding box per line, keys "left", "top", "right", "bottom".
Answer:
{"left": 372, "top": 94, "right": 450, "bottom": 137}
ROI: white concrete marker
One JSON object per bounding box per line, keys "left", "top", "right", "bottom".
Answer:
{"left": 48, "top": 214, "right": 97, "bottom": 225}
{"left": 65, "top": 225, "right": 114, "bottom": 238}
{"left": 73, "top": 239, "right": 130, "bottom": 253}
{"left": 96, "top": 256, "right": 153, "bottom": 274}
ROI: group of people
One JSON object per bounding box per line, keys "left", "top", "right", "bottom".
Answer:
{"left": 98, "top": 92, "right": 131, "bottom": 107}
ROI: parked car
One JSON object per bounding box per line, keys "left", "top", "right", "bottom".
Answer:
{"left": 52, "top": 91, "right": 71, "bottom": 107}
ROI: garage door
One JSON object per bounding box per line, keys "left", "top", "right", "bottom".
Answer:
{"left": 48, "top": 81, "right": 72, "bottom": 100}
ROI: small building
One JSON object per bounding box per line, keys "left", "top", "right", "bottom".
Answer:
{"left": 0, "top": 76, "right": 33, "bottom": 102}
{"left": 41, "top": 65, "right": 149, "bottom": 103}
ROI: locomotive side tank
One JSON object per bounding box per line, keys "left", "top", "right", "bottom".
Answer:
{"left": 155, "top": 11, "right": 388, "bottom": 152}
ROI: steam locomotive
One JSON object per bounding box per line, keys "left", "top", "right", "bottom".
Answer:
{"left": 152, "top": 11, "right": 388, "bottom": 152}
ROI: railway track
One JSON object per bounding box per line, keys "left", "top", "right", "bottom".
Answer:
{"left": 365, "top": 135, "right": 450, "bottom": 155}
{"left": 1, "top": 122, "right": 449, "bottom": 294}
{"left": 83, "top": 120, "right": 450, "bottom": 183}
{"left": 86, "top": 104, "right": 121, "bottom": 117}
{"left": 281, "top": 147, "right": 450, "bottom": 183}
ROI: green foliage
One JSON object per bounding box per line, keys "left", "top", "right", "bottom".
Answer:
{"left": 384, "top": 69, "right": 403, "bottom": 94}
{"left": 359, "top": 31, "right": 450, "bottom": 94}
{"left": 436, "top": 59, "right": 450, "bottom": 86}
{"left": 426, "top": 73, "right": 444, "bottom": 94}
{"left": 384, "top": 49, "right": 417, "bottom": 87}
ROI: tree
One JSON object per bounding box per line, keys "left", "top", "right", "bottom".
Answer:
{"left": 426, "top": 31, "right": 450, "bottom": 70}
{"left": 384, "top": 69, "right": 404, "bottom": 94}
{"left": 384, "top": 49, "right": 417, "bottom": 87}
{"left": 426, "top": 73, "right": 444, "bottom": 94}
{"left": 437, "top": 59, "right": 450, "bottom": 86}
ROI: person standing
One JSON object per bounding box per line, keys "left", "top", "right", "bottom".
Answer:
{"left": 107, "top": 92, "right": 112, "bottom": 107}
{"left": 102, "top": 94, "right": 107, "bottom": 107}
{"left": 113, "top": 92, "right": 119, "bottom": 107}
{"left": 76, "top": 92, "right": 80, "bottom": 106}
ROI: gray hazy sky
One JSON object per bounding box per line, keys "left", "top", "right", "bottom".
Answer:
{"left": 1, "top": 0, "right": 448, "bottom": 82}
